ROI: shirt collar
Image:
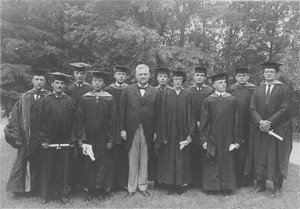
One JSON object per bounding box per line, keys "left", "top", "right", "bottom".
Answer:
{"left": 137, "top": 83, "right": 148, "bottom": 88}
{"left": 53, "top": 92, "right": 61, "bottom": 98}
{"left": 116, "top": 82, "right": 126, "bottom": 87}
{"left": 158, "top": 84, "right": 168, "bottom": 90}
{"left": 215, "top": 91, "right": 225, "bottom": 97}
{"left": 195, "top": 85, "right": 202, "bottom": 91}
{"left": 262, "top": 80, "right": 283, "bottom": 85}
{"left": 93, "top": 90, "right": 104, "bottom": 93}
{"left": 34, "top": 88, "right": 44, "bottom": 93}
{"left": 52, "top": 92, "right": 66, "bottom": 97}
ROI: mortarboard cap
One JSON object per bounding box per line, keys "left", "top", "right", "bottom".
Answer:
{"left": 49, "top": 72, "right": 71, "bottom": 82}
{"left": 172, "top": 70, "right": 186, "bottom": 81}
{"left": 261, "top": 61, "right": 282, "bottom": 72}
{"left": 114, "top": 65, "right": 130, "bottom": 74}
{"left": 89, "top": 70, "right": 110, "bottom": 83}
{"left": 209, "top": 72, "right": 227, "bottom": 83}
{"left": 30, "top": 69, "right": 48, "bottom": 77}
{"left": 69, "top": 62, "right": 92, "bottom": 72}
{"left": 194, "top": 66, "right": 207, "bottom": 76}
{"left": 154, "top": 68, "right": 170, "bottom": 76}
{"left": 235, "top": 67, "right": 249, "bottom": 74}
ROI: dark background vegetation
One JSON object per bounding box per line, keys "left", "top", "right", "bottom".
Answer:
{"left": 1, "top": 0, "right": 299, "bottom": 131}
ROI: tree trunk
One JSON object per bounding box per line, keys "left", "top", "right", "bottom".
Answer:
{"left": 179, "top": 24, "right": 185, "bottom": 47}
{"left": 224, "top": 27, "right": 234, "bottom": 72}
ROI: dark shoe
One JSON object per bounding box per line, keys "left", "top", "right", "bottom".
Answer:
{"left": 255, "top": 186, "right": 266, "bottom": 193}
{"left": 271, "top": 188, "right": 282, "bottom": 198}
{"left": 243, "top": 181, "right": 254, "bottom": 187}
{"left": 125, "top": 192, "right": 135, "bottom": 199}
{"left": 237, "top": 180, "right": 243, "bottom": 188}
{"left": 85, "top": 189, "right": 95, "bottom": 202}
{"left": 176, "top": 186, "right": 184, "bottom": 195}
{"left": 60, "top": 195, "right": 70, "bottom": 205}
{"left": 140, "top": 190, "right": 150, "bottom": 197}
{"left": 43, "top": 197, "right": 50, "bottom": 204}
{"left": 167, "top": 186, "right": 175, "bottom": 195}
{"left": 97, "top": 195, "right": 105, "bottom": 202}
{"left": 27, "top": 189, "right": 40, "bottom": 197}
{"left": 104, "top": 187, "right": 112, "bottom": 197}
{"left": 222, "top": 190, "right": 234, "bottom": 196}
{"left": 13, "top": 192, "right": 25, "bottom": 198}
{"left": 153, "top": 180, "right": 161, "bottom": 189}
{"left": 205, "top": 190, "right": 219, "bottom": 196}
{"left": 85, "top": 194, "right": 94, "bottom": 202}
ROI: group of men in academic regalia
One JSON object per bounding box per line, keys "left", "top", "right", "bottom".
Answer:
{"left": 4, "top": 60, "right": 292, "bottom": 205}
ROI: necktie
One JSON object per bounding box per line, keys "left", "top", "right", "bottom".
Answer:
{"left": 265, "top": 84, "right": 271, "bottom": 104}
{"left": 138, "top": 86, "right": 147, "bottom": 90}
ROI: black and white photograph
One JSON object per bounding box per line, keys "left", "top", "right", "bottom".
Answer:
{"left": 0, "top": 0, "right": 299, "bottom": 208}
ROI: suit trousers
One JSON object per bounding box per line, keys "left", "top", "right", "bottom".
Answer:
{"left": 128, "top": 124, "right": 148, "bottom": 192}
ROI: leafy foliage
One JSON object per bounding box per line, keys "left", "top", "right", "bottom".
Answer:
{"left": 0, "top": 63, "right": 32, "bottom": 117}
{"left": 0, "top": 0, "right": 299, "bottom": 130}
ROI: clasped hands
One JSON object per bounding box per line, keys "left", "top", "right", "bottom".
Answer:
{"left": 259, "top": 120, "right": 271, "bottom": 132}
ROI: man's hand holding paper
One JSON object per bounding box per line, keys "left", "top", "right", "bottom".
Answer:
{"left": 82, "top": 143, "right": 95, "bottom": 161}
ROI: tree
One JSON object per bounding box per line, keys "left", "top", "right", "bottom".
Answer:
{"left": 1, "top": 0, "right": 300, "bottom": 130}
{"left": 0, "top": 64, "right": 32, "bottom": 117}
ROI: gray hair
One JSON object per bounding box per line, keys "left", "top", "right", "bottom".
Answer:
{"left": 135, "top": 64, "right": 150, "bottom": 75}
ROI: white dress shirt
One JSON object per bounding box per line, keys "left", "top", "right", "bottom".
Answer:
{"left": 138, "top": 83, "right": 148, "bottom": 97}
{"left": 265, "top": 84, "right": 274, "bottom": 95}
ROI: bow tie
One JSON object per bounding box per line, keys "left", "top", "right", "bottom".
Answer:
{"left": 138, "top": 86, "right": 147, "bottom": 90}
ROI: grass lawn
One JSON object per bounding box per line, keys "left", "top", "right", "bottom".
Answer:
{"left": 293, "top": 132, "right": 300, "bottom": 142}
{"left": 0, "top": 119, "right": 299, "bottom": 208}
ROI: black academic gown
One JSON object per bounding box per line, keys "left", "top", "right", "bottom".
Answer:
{"left": 199, "top": 92, "right": 241, "bottom": 191}
{"left": 228, "top": 82, "right": 256, "bottom": 184}
{"left": 38, "top": 93, "right": 76, "bottom": 198}
{"left": 105, "top": 83, "right": 128, "bottom": 188}
{"left": 5, "top": 89, "right": 50, "bottom": 194}
{"left": 147, "top": 84, "right": 172, "bottom": 182}
{"left": 65, "top": 82, "right": 92, "bottom": 189}
{"left": 155, "top": 84, "right": 172, "bottom": 92}
{"left": 186, "top": 84, "right": 214, "bottom": 186}
{"left": 245, "top": 81, "right": 292, "bottom": 183}
{"left": 65, "top": 82, "right": 93, "bottom": 108}
{"left": 77, "top": 91, "right": 120, "bottom": 189}
{"left": 156, "top": 88, "right": 194, "bottom": 186}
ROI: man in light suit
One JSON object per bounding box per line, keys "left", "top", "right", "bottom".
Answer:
{"left": 119, "top": 64, "right": 159, "bottom": 198}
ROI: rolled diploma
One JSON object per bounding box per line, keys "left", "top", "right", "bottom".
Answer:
{"left": 268, "top": 130, "right": 283, "bottom": 141}
{"left": 49, "top": 144, "right": 73, "bottom": 147}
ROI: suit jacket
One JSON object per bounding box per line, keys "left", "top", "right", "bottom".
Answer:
{"left": 119, "top": 83, "right": 159, "bottom": 150}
